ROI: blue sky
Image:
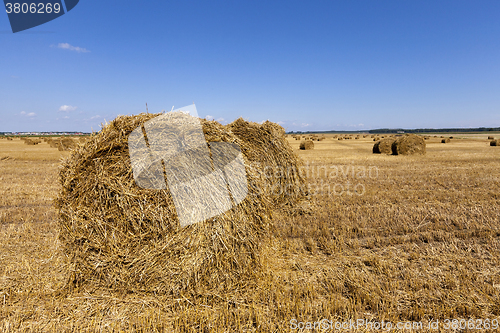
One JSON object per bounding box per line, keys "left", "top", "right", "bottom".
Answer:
{"left": 1, "top": 0, "right": 499, "bottom": 132}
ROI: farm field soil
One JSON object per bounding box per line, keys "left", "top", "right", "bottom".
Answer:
{"left": 0, "top": 135, "right": 499, "bottom": 332}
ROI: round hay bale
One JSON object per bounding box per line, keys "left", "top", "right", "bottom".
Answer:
{"left": 227, "top": 118, "right": 306, "bottom": 208}
{"left": 441, "top": 138, "right": 450, "bottom": 143}
{"left": 299, "top": 140, "right": 314, "bottom": 150}
{"left": 372, "top": 137, "right": 396, "bottom": 154}
{"left": 57, "top": 113, "right": 299, "bottom": 295}
{"left": 490, "top": 140, "right": 498, "bottom": 146}
{"left": 488, "top": 136, "right": 494, "bottom": 140}
{"left": 391, "top": 134, "right": 426, "bottom": 155}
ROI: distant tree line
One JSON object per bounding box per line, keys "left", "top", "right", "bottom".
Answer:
{"left": 368, "top": 127, "right": 500, "bottom": 134}
{"left": 288, "top": 127, "right": 500, "bottom": 134}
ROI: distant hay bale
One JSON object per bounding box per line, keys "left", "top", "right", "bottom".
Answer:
{"left": 490, "top": 140, "right": 498, "bottom": 146}
{"left": 24, "top": 138, "right": 40, "bottom": 145}
{"left": 52, "top": 137, "right": 76, "bottom": 151}
{"left": 57, "top": 113, "right": 277, "bottom": 295}
{"left": 391, "top": 134, "right": 426, "bottom": 155}
{"left": 338, "top": 137, "right": 343, "bottom": 141}
{"left": 441, "top": 138, "right": 450, "bottom": 143}
{"left": 373, "top": 137, "right": 396, "bottom": 154}
{"left": 6, "top": 137, "right": 13, "bottom": 141}
{"left": 488, "top": 136, "right": 494, "bottom": 140}
{"left": 299, "top": 140, "right": 314, "bottom": 150}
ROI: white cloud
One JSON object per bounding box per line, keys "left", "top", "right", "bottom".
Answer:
{"left": 56, "top": 43, "right": 90, "bottom": 53}
{"left": 90, "top": 115, "right": 101, "bottom": 120}
{"left": 277, "top": 121, "right": 285, "bottom": 125}
{"left": 59, "top": 105, "right": 77, "bottom": 112}
{"left": 205, "top": 115, "right": 214, "bottom": 120}
{"left": 19, "top": 111, "right": 35, "bottom": 117}
{"left": 216, "top": 117, "right": 225, "bottom": 123}
{"left": 301, "top": 123, "right": 311, "bottom": 127}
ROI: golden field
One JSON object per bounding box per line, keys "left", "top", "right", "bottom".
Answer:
{"left": 0, "top": 133, "right": 499, "bottom": 332}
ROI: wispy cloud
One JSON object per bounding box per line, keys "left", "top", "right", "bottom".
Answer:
{"left": 59, "top": 105, "right": 77, "bottom": 112}
{"left": 276, "top": 121, "right": 285, "bottom": 125}
{"left": 20, "top": 111, "right": 36, "bottom": 117}
{"left": 90, "top": 115, "right": 101, "bottom": 120}
{"left": 55, "top": 43, "right": 90, "bottom": 53}
{"left": 205, "top": 115, "right": 214, "bottom": 120}
{"left": 216, "top": 117, "right": 225, "bottom": 123}
{"left": 301, "top": 123, "right": 311, "bottom": 127}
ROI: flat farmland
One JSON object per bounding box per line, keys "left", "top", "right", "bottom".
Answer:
{"left": 0, "top": 134, "right": 499, "bottom": 332}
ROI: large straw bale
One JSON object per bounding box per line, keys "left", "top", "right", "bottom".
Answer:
{"left": 56, "top": 113, "right": 290, "bottom": 295}
{"left": 372, "top": 137, "right": 396, "bottom": 154}
{"left": 391, "top": 134, "right": 426, "bottom": 155}
{"left": 491, "top": 140, "right": 498, "bottom": 146}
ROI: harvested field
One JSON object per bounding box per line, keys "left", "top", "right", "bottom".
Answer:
{"left": 0, "top": 128, "right": 499, "bottom": 331}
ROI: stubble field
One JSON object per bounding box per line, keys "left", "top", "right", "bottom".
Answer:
{"left": 0, "top": 133, "right": 499, "bottom": 332}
